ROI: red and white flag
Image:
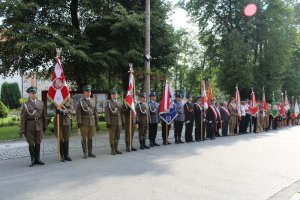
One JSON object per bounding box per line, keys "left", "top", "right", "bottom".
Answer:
{"left": 47, "top": 56, "right": 70, "bottom": 108}
{"left": 280, "top": 93, "right": 286, "bottom": 115}
{"left": 284, "top": 92, "right": 290, "bottom": 111}
{"left": 201, "top": 80, "right": 208, "bottom": 110}
{"left": 124, "top": 67, "right": 136, "bottom": 114}
{"left": 207, "top": 80, "right": 213, "bottom": 105}
{"left": 262, "top": 87, "right": 268, "bottom": 111}
{"left": 159, "top": 80, "right": 172, "bottom": 114}
{"left": 235, "top": 86, "right": 241, "bottom": 116}
{"left": 249, "top": 90, "right": 258, "bottom": 115}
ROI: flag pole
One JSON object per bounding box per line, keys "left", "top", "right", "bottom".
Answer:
{"left": 130, "top": 110, "right": 132, "bottom": 150}
{"left": 56, "top": 48, "right": 62, "bottom": 161}
{"left": 200, "top": 110, "right": 203, "bottom": 141}
{"left": 236, "top": 84, "right": 239, "bottom": 135}
{"left": 166, "top": 122, "right": 168, "bottom": 144}
{"left": 57, "top": 112, "right": 60, "bottom": 161}
{"left": 250, "top": 88, "right": 253, "bottom": 133}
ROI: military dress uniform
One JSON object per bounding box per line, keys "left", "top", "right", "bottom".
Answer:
{"left": 136, "top": 93, "right": 150, "bottom": 149}
{"left": 194, "top": 100, "right": 205, "bottom": 141}
{"left": 122, "top": 102, "right": 137, "bottom": 152}
{"left": 20, "top": 86, "right": 47, "bottom": 167}
{"left": 148, "top": 91, "right": 160, "bottom": 147}
{"left": 77, "top": 85, "right": 98, "bottom": 158}
{"left": 184, "top": 96, "right": 194, "bottom": 142}
{"left": 228, "top": 100, "right": 237, "bottom": 135}
{"left": 174, "top": 95, "right": 185, "bottom": 144}
{"left": 54, "top": 105, "right": 72, "bottom": 161}
{"left": 105, "top": 89, "right": 124, "bottom": 155}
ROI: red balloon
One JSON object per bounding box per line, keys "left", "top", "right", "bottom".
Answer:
{"left": 244, "top": 3, "right": 257, "bottom": 17}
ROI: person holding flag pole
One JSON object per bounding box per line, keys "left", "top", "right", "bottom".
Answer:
{"left": 159, "top": 80, "right": 178, "bottom": 145}
{"left": 47, "top": 48, "right": 71, "bottom": 162}
{"left": 249, "top": 88, "right": 259, "bottom": 133}
{"left": 270, "top": 93, "right": 279, "bottom": 130}
{"left": 123, "top": 64, "right": 137, "bottom": 152}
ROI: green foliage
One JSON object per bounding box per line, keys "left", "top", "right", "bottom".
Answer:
{"left": 0, "top": 0, "right": 178, "bottom": 93}
{"left": 183, "top": 0, "right": 299, "bottom": 100}
{"left": 0, "top": 101, "right": 8, "bottom": 118}
{"left": 0, "top": 82, "right": 21, "bottom": 109}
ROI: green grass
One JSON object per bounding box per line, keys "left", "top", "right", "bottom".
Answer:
{"left": 0, "top": 121, "right": 108, "bottom": 141}
{"left": 0, "top": 126, "right": 21, "bottom": 140}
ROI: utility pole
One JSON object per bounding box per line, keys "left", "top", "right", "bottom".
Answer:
{"left": 144, "top": 0, "right": 151, "bottom": 101}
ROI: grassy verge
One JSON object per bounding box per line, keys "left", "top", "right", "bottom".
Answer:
{"left": 0, "top": 122, "right": 108, "bottom": 141}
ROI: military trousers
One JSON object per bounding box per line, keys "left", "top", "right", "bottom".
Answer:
{"left": 229, "top": 117, "right": 237, "bottom": 135}
{"left": 55, "top": 125, "right": 70, "bottom": 142}
{"left": 138, "top": 123, "right": 148, "bottom": 142}
{"left": 109, "top": 125, "right": 121, "bottom": 145}
{"left": 80, "top": 125, "right": 95, "bottom": 140}
{"left": 174, "top": 121, "right": 184, "bottom": 141}
{"left": 149, "top": 123, "right": 158, "bottom": 141}
{"left": 25, "top": 130, "right": 43, "bottom": 146}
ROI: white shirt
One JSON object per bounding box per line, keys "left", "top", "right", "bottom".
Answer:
{"left": 240, "top": 105, "right": 246, "bottom": 116}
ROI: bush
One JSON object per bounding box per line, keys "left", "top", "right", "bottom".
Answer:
{"left": 1, "top": 82, "right": 21, "bottom": 109}
{"left": 0, "top": 101, "right": 8, "bottom": 118}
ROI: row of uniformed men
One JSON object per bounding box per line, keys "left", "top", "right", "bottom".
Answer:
{"left": 19, "top": 85, "right": 261, "bottom": 167}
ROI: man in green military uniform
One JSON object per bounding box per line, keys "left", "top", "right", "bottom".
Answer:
{"left": 54, "top": 101, "right": 72, "bottom": 162}
{"left": 122, "top": 102, "right": 137, "bottom": 152}
{"left": 136, "top": 93, "right": 150, "bottom": 150}
{"left": 105, "top": 89, "right": 124, "bottom": 155}
{"left": 20, "top": 86, "right": 47, "bottom": 167}
{"left": 77, "top": 85, "right": 98, "bottom": 159}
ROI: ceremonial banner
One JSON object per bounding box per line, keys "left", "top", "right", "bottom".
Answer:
{"left": 235, "top": 86, "right": 241, "bottom": 116}
{"left": 124, "top": 67, "right": 136, "bottom": 114}
{"left": 284, "top": 92, "right": 290, "bottom": 111}
{"left": 47, "top": 55, "right": 70, "bottom": 108}
{"left": 270, "top": 96, "right": 279, "bottom": 118}
{"left": 249, "top": 90, "right": 259, "bottom": 115}
{"left": 280, "top": 93, "right": 285, "bottom": 115}
{"left": 201, "top": 80, "right": 208, "bottom": 110}
{"left": 159, "top": 81, "right": 178, "bottom": 125}
{"left": 207, "top": 80, "right": 213, "bottom": 105}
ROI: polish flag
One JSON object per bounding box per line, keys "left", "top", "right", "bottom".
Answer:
{"left": 124, "top": 67, "right": 136, "bottom": 114}
{"left": 47, "top": 56, "right": 70, "bottom": 108}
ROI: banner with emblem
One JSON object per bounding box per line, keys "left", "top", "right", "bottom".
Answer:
{"left": 291, "top": 99, "right": 299, "bottom": 119}
{"left": 207, "top": 80, "right": 213, "bottom": 105}
{"left": 159, "top": 80, "right": 178, "bottom": 125}
{"left": 124, "top": 66, "right": 136, "bottom": 115}
{"left": 280, "top": 93, "right": 285, "bottom": 115}
{"left": 47, "top": 54, "right": 70, "bottom": 108}
{"left": 284, "top": 91, "right": 290, "bottom": 111}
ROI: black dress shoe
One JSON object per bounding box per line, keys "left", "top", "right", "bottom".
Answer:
{"left": 179, "top": 140, "right": 184, "bottom": 143}
{"left": 35, "top": 160, "right": 45, "bottom": 165}
{"left": 131, "top": 147, "right": 137, "bottom": 151}
{"left": 168, "top": 142, "right": 171, "bottom": 145}
{"left": 153, "top": 142, "right": 160, "bottom": 146}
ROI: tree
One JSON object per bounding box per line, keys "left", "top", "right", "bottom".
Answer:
{"left": 0, "top": 101, "right": 8, "bottom": 118}
{"left": 182, "top": 0, "right": 298, "bottom": 99}
{"left": 0, "top": 82, "right": 21, "bottom": 109}
{"left": 0, "top": 0, "right": 178, "bottom": 92}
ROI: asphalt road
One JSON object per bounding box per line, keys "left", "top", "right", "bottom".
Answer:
{"left": 1, "top": 126, "right": 300, "bottom": 200}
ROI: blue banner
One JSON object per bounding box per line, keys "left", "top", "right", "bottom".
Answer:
{"left": 159, "top": 103, "right": 178, "bottom": 125}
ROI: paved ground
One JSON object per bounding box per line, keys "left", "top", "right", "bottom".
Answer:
{"left": 1, "top": 126, "right": 300, "bottom": 200}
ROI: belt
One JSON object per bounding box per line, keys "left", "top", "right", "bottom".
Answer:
{"left": 27, "top": 117, "right": 42, "bottom": 121}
